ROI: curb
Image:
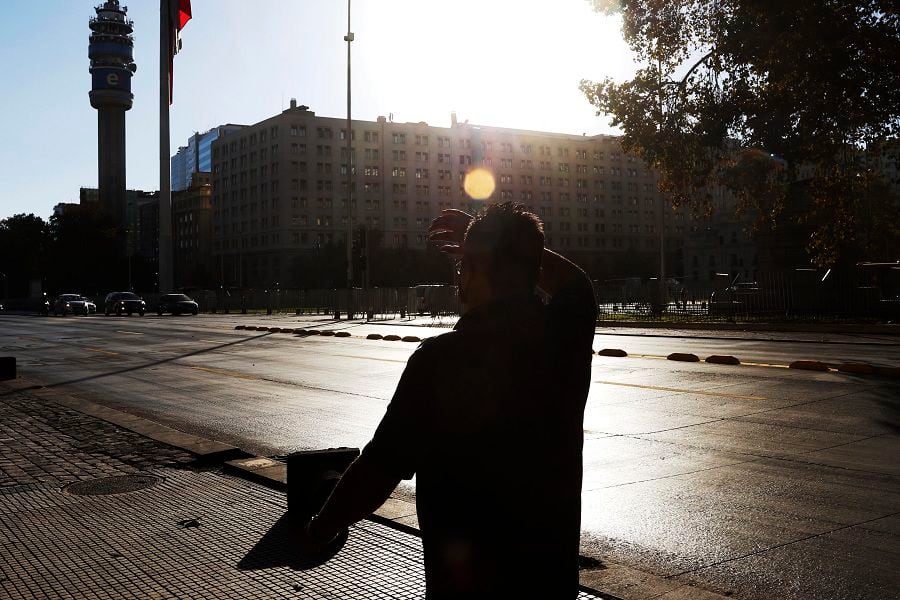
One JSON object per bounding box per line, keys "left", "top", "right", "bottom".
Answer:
{"left": 2, "top": 378, "right": 247, "bottom": 464}
{"left": 223, "top": 456, "right": 287, "bottom": 490}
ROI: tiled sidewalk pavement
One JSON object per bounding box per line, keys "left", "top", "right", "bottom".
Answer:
{"left": 0, "top": 390, "right": 609, "bottom": 598}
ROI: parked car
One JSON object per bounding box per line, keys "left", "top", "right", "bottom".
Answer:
{"left": 155, "top": 293, "right": 199, "bottom": 316}
{"left": 52, "top": 294, "right": 96, "bottom": 316}
{"left": 104, "top": 292, "right": 146, "bottom": 316}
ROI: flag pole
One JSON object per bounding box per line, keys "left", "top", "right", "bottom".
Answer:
{"left": 158, "top": 0, "right": 173, "bottom": 293}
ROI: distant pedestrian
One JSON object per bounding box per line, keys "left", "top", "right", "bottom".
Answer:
{"left": 301, "top": 203, "right": 596, "bottom": 598}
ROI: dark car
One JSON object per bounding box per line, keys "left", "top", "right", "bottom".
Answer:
{"left": 104, "top": 292, "right": 146, "bottom": 316}
{"left": 52, "top": 294, "right": 96, "bottom": 316}
{"left": 155, "top": 293, "right": 199, "bottom": 316}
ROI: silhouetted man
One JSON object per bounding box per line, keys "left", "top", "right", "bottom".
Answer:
{"left": 303, "top": 203, "right": 596, "bottom": 598}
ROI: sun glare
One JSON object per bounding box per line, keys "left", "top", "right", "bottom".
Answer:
{"left": 463, "top": 168, "right": 496, "bottom": 200}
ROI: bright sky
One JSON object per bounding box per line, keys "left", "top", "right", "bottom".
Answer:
{"left": 0, "top": 0, "right": 636, "bottom": 220}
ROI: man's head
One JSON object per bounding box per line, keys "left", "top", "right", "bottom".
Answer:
{"left": 458, "top": 202, "right": 544, "bottom": 309}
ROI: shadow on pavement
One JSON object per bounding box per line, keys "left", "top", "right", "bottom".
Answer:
{"left": 0, "top": 332, "right": 273, "bottom": 397}
{"left": 238, "top": 512, "right": 347, "bottom": 571}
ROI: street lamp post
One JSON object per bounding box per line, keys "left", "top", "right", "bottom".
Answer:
{"left": 344, "top": 0, "right": 354, "bottom": 318}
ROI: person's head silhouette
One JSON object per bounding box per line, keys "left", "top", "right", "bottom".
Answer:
{"left": 458, "top": 202, "right": 544, "bottom": 310}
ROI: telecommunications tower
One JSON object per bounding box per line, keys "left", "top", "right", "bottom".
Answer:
{"left": 88, "top": 1, "right": 136, "bottom": 218}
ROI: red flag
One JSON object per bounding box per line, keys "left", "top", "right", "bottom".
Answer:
{"left": 168, "top": 0, "right": 192, "bottom": 104}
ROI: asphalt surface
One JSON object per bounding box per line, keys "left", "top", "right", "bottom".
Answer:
{"left": 2, "top": 312, "right": 899, "bottom": 600}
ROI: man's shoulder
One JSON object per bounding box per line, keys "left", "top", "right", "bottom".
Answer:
{"left": 414, "top": 330, "right": 462, "bottom": 357}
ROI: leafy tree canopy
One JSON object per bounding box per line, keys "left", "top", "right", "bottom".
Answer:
{"left": 581, "top": 0, "right": 900, "bottom": 266}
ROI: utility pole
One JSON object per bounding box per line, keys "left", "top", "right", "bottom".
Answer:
{"left": 158, "top": 0, "right": 173, "bottom": 293}
{"left": 344, "top": 0, "right": 354, "bottom": 317}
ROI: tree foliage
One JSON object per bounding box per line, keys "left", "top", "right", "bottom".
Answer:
{"left": 0, "top": 214, "right": 50, "bottom": 297}
{"left": 581, "top": 0, "right": 900, "bottom": 266}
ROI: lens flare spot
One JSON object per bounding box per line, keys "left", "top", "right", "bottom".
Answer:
{"left": 463, "top": 168, "right": 496, "bottom": 200}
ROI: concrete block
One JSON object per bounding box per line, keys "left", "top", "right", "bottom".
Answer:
{"left": 668, "top": 353, "right": 700, "bottom": 362}
{"left": 789, "top": 360, "right": 830, "bottom": 371}
{"left": 319, "top": 330, "right": 335, "bottom": 337}
{"left": 401, "top": 335, "right": 421, "bottom": 343}
{"left": 837, "top": 363, "right": 875, "bottom": 375}
{"left": 366, "top": 333, "right": 383, "bottom": 340}
{"left": 597, "top": 348, "right": 628, "bottom": 357}
{"left": 335, "top": 331, "right": 351, "bottom": 337}
{"left": 0, "top": 357, "right": 16, "bottom": 381}
{"left": 286, "top": 447, "right": 359, "bottom": 520}
{"left": 705, "top": 355, "right": 741, "bottom": 365}
{"left": 383, "top": 334, "right": 401, "bottom": 341}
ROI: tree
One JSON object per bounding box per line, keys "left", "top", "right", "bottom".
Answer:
{"left": 48, "top": 204, "right": 124, "bottom": 294}
{"left": 581, "top": 1, "right": 900, "bottom": 266}
{"left": 0, "top": 214, "right": 50, "bottom": 297}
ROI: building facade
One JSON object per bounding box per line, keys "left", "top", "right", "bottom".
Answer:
{"left": 171, "top": 125, "right": 244, "bottom": 192}
{"left": 173, "top": 172, "right": 214, "bottom": 287}
{"left": 210, "top": 101, "right": 687, "bottom": 288}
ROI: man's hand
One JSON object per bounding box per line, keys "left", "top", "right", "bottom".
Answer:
{"left": 428, "top": 209, "right": 473, "bottom": 256}
{"left": 297, "top": 516, "right": 346, "bottom": 568}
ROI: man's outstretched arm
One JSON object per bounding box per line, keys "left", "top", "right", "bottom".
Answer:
{"left": 304, "top": 454, "right": 401, "bottom": 548}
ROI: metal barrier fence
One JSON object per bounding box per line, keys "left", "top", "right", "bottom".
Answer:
{"left": 595, "top": 270, "right": 900, "bottom": 323}
{"left": 180, "top": 286, "right": 463, "bottom": 320}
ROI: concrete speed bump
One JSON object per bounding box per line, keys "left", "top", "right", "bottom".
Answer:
{"left": 706, "top": 355, "right": 741, "bottom": 365}
{"left": 789, "top": 360, "right": 830, "bottom": 371}
{"left": 837, "top": 363, "right": 876, "bottom": 375}
{"left": 366, "top": 333, "right": 383, "bottom": 340}
{"left": 597, "top": 348, "right": 628, "bottom": 357}
{"left": 279, "top": 328, "right": 295, "bottom": 334}
{"left": 383, "top": 334, "right": 401, "bottom": 341}
{"left": 667, "top": 353, "right": 700, "bottom": 362}
{"left": 255, "top": 326, "right": 269, "bottom": 331}
{"left": 304, "top": 330, "right": 320, "bottom": 335}
{"left": 234, "top": 325, "right": 246, "bottom": 330}
{"left": 295, "top": 329, "right": 309, "bottom": 335}
{"left": 319, "top": 330, "right": 335, "bottom": 337}
{"left": 401, "top": 335, "right": 422, "bottom": 343}
{"left": 268, "top": 327, "right": 282, "bottom": 333}
{"left": 335, "top": 331, "right": 351, "bottom": 338}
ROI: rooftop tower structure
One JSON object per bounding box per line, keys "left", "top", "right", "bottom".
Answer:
{"left": 88, "top": 0, "right": 136, "bottom": 221}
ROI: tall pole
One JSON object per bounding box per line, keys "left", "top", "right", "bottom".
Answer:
{"left": 343, "top": 0, "right": 355, "bottom": 318}
{"left": 344, "top": 0, "right": 354, "bottom": 291}
{"left": 158, "top": 0, "right": 173, "bottom": 293}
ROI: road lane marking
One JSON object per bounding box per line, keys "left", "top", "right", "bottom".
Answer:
{"left": 626, "top": 353, "right": 668, "bottom": 360}
{"left": 593, "top": 380, "right": 767, "bottom": 400}
{"left": 188, "top": 365, "right": 258, "bottom": 380}
{"left": 116, "top": 330, "right": 144, "bottom": 335}
{"left": 83, "top": 347, "right": 119, "bottom": 356}
{"left": 332, "top": 354, "right": 408, "bottom": 363}
{"left": 742, "top": 361, "right": 790, "bottom": 369}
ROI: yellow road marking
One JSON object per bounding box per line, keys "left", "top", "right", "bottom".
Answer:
{"left": 84, "top": 347, "right": 119, "bottom": 356}
{"left": 188, "top": 365, "right": 258, "bottom": 380}
{"left": 594, "top": 380, "right": 767, "bottom": 400}
{"left": 742, "top": 361, "right": 790, "bottom": 369}
{"left": 626, "top": 353, "right": 668, "bottom": 360}
{"left": 116, "top": 330, "right": 144, "bottom": 335}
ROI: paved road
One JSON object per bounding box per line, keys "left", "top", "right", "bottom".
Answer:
{"left": 2, "top": 313, "right": 898, "bottom": 600}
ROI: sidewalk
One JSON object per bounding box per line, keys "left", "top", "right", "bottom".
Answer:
{"left": 0, "top": 387, "right": 609, "bottom": 599}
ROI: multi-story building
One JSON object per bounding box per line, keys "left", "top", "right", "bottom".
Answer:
{"left": 210, "top": 101, "right": 687, "bottom": 288}
{"left": 171, "top": 125, "right": 245, "bottom": 193}
{"left": 173, "top": 171, "right": 213, "bottom": 287}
